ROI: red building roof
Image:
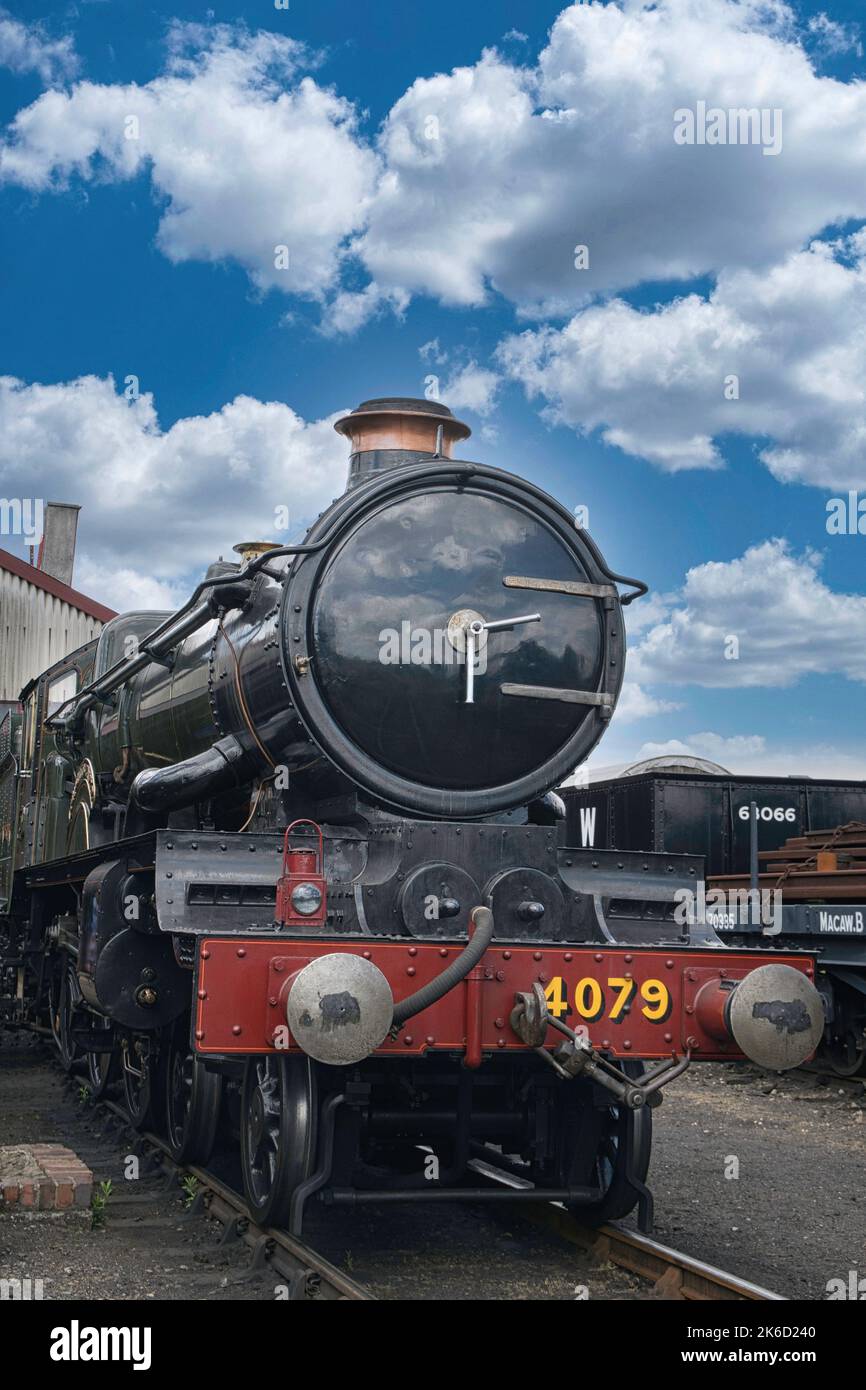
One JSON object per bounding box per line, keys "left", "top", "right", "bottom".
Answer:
{"left": 0, "top": 547, "right": 117, "bottom": 624}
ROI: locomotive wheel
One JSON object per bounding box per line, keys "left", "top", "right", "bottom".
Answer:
{"left": 542, "top": 1063, "right": 653, "bottom": 1225}
{"left": 121, "top": 1034, "right": 164, "bottom": 1132}
{"left": 85, "top": 1015, "right": 116, "bottom": 1100}
{"left": 577, "top": 1091, "right": 652, "bottom": 1225}
{"left": 823, "top": 1030, "right": 866, "bottom": 1078}
{"left": 50, "top": 957, "right": 81, "bottom": 1074}
{"left": 240, "top": 1055, "right": 317, "bottom": 1229}
{"left": 163, "top": 1019, "right": 222, "bottom": 1164}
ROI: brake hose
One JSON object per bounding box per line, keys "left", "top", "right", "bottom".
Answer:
{"left": 391, "top": 906, "right": 495, "bottom": 1026}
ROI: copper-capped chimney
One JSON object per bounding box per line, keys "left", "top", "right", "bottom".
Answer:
{"left": 335, "top": 397, "right": 471, "bottom": 490}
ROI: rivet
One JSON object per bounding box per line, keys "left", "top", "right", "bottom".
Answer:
{"left": 407, "top": 966, "right": 416, "bottom": 977}
{"left": 268, "top": 998, "right": 277, "bottom": 1007}
{"left": 664, "top": 1032, "right": 673, "bottom": 1043}
{"left": 195, "top": 1030, "right": 204, "bottom": 1040}
{"left": 237, "top": 947, "right": 246, "bottom": 958}
{"left": 439, "top": 948, "right": 448, "bottom": 957}
{"left": 497, "top": 1039, "right": 506, "bottom": 1048}
{"left": 685, "top": 1005, "right": 694, "bottom": 1015}
{"left": 197, "top": 989, "right": 207, "bottom": 1000}
{"left": 363, "top": 951, "right": 372, "bottom": 959}
{"left": 665, "top": 959, "right": 674, "bottom": 969}
{"left": 624, "top": 954, "right": 633, "bottom": 964}
{"left": 232, "top": 1025, "right": 242, "bottom": 1036}
{"left": 594, "top": 953, "right": 603, "bottom": 963}
{"left": 533, "top": 951, "right": 542, "bottom": 961}
{"left": 495, "top": 1017, "right": 505, "bottom": 1029}
{"left": 201, "top": 949, "right": 210, "bottom": 960}
{"left": 623, "top": 1040, "right": 632, "bottom": 1050}
{"left": 426, "top": 1036, "right": 435, "bottom": 1046}
{"left": 408, "top": 946, "right": 418, "bottom": 957}
{"left": 502, "top": 951, "right": 512, "bottom": 960}
{"left": 404, "top": 1035, "right": 413, "bottom": 1046}
{"left": 564, "top": 952, "right": 573, "bottom": 962}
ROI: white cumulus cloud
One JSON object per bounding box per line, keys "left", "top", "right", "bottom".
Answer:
{"left": 0, "top": 8, "right": 78, "bottom": 84}
{"left": 0, "top": 22, "right": 377, "bottom": 301}
{"left": 7, "top": 3, "right": 866, "bottom": 322}
{"left": 613, "top": 681, "right": 682, "bottom": 723}
{"left": 355, "top": 0, "right": 866, "bottom": 316}
{"left": 629, "top": 539, "right": 866, "bottom": 689}
{"left": 440, "top": 361, "right": 501, "bottom": 417}
{"left": 0, "top": 374, "right": 349, "bottom": 610}
{"left": 498, "top": 234, "right": 866, "bottom": 487}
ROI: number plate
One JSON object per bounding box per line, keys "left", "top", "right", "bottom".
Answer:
{"left": 543, "top": 973, "right": 672, "bottom": 1027}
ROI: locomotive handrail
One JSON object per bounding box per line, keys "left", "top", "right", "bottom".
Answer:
{"left": 594, "top": 562, "right": 648, "bottom": 607}
{"left": 43, "top": 537, "right": 335, "bottom": 729}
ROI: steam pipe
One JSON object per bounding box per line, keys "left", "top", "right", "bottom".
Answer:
{"left": 129, "top": 734, "right": 260, "bottom": 814}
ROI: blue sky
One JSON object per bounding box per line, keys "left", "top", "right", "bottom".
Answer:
{"left": 1, "top": 0, "right": 865, "bottom": 777}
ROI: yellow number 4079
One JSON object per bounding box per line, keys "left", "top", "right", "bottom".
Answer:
{"left": 543, "top": 976, "right": 671, "bottom": 1025}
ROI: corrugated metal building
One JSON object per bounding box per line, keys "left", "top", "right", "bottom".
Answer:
{"left": 0, "top": 503, "right": 116, "bottom": 717}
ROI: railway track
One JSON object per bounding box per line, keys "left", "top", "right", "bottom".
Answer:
{"left": 95, "top": 1097, "right": 780, "bottom": 1302}
{"left": 469, "top": 1160, "right": 781, "bottom": 1301}
{"left": 91, "top": 1097, "right": 371, "bottom": 1301}
{"left": 100, "top": 1093, "right": 780, "bottom": 1302}
{"left": 521, "top": 1203, "right": 782, "bottom": 1300}
{"left": 3, "top": 1034, "right": 780, "bottom": 1302}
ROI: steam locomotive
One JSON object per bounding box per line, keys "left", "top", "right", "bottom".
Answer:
{"left": 0, "top": 398, "right": 823, "bottom": 1233}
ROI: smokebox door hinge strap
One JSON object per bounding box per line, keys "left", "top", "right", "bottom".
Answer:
{"left": 500, "top": 684, "right": 615, "bottom": 710}
{"left": 504, "top": 575, "right": 618, "bottom": 600}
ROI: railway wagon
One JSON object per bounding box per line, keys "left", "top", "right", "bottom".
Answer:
{"left": 0, "top": 398, "right": 823, "bottom": 1233}
{"left": 561, "top": 768, "right": 866, "bottom": 876}
{"left": 562, "top": 769, "right": 866, "bottom": 1075}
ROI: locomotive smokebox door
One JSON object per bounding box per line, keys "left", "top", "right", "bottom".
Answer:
{"left": 276, "top": 819, "right": 327, "bottom": 928}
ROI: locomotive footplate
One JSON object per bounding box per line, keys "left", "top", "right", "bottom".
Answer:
{"left": 192, "top": 936, "right": 819, "bottom": 1066}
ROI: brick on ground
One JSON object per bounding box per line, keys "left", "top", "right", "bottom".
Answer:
{"left": 0, "top": 1144, "right": 92, "bottom": 1211}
